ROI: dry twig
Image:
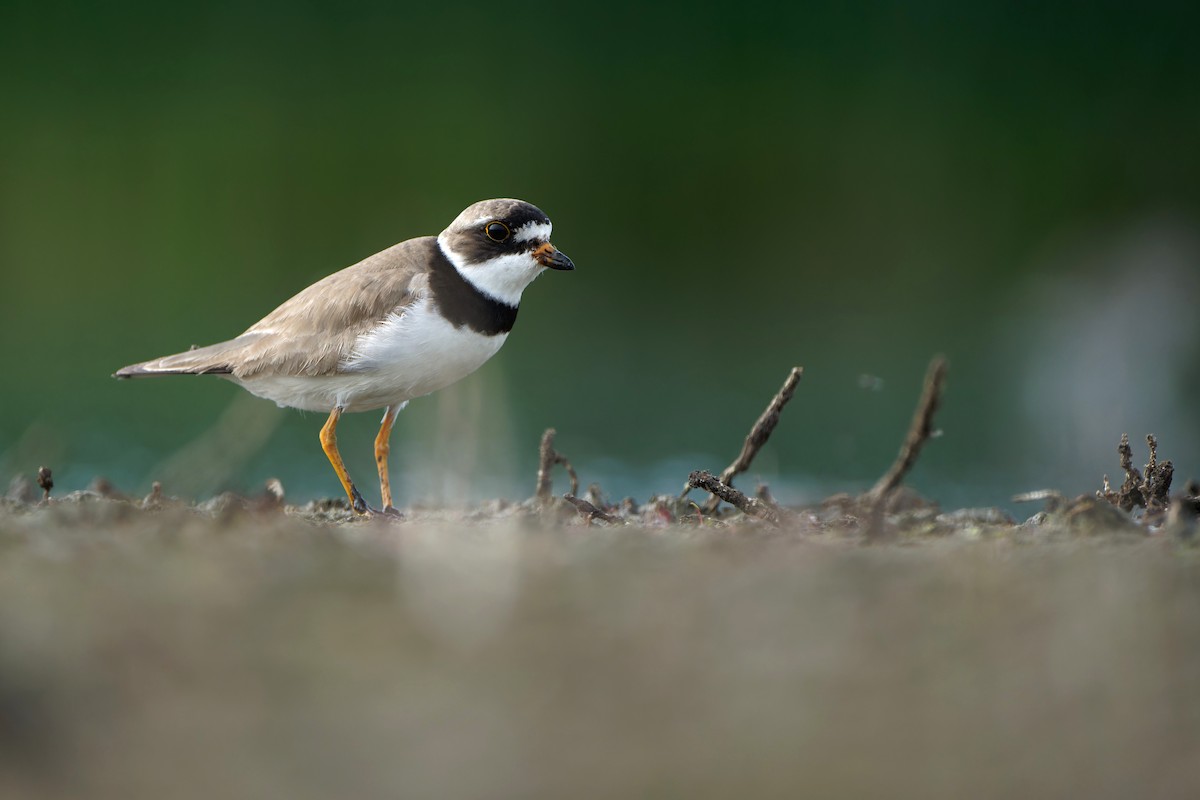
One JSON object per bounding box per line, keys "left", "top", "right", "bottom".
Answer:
{"left": 866, "top": 356, "right": 947, "bottom": 505}
{"left": 702, "top": 367, "right": 803, "bottom": 512}
{"left": 563, "top": 494, "right": 623, "bottom": 524}
{"left": 688, "top": 470, "right": 780, "bottom": 525}
{"left": 535, "top": 429, "right": 579, "bottom": 505}
{"left": 1142, "top": 434, "right": 1174, "bottom": 515}
{"left": 1013, "top": 489, "right": 1065, "bottom": 504}
{"left": 1098, "top": 433, "right": 1174, "bottom": 519}
{"left": 1108, "top": 433, "right": 1144, "bottom": 511}
{"left": 1013, "top": 489, "right": 1067, "bottom": 512}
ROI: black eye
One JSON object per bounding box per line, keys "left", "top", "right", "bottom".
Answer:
{"left": 484, "top": 221, "right": 510, "bottom": 242}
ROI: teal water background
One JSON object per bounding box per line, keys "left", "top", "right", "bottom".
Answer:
{"left": 2, "top": 2, "right": 1197, "bottom": 508}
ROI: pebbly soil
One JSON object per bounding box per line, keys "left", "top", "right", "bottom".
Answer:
{"left": 1, "top": 489, "right": 1199, "bottom": 799}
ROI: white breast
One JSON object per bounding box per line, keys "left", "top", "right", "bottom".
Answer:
{"left": 234, "top": 298, "right": 508, "bottom": 413}
{"left": 345, "top": 298, "right": 508, "bottom": 405}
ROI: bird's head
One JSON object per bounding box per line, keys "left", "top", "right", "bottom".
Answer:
{"left": 437, "top": 198, "right": 574, "bottom": 306}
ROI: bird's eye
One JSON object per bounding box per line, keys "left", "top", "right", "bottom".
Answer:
{"left": 484, "top": 221, "right": 510, "bottom": 242}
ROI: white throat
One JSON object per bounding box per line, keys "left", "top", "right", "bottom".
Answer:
{"left": 437, "top": 234, "right": 544, "bottom": 307}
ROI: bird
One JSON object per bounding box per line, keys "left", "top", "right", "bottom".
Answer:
{"left": 115, "top": 198, "right": 574, "bottom": 515}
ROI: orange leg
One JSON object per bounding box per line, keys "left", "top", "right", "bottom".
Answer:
{"left": 375, "top": 404, "right": 401, "bottom": 511}
{"left": 320, "top": 406, "right": 369, "bottom": 514}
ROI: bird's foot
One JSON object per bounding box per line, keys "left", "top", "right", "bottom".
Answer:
{"left": 350, "top": 487, "right": 403, "bottom": 519}
{"left": 350, "top": 487, "right": 372, "bottom": 515}
{"left": 362, "top": 504, "right": 403, "bottom": 520}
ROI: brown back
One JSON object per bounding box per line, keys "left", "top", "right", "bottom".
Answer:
{"left": 115, "top": 237, "right": 434, "bottom": 379}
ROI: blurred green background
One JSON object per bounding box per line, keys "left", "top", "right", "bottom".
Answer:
{"left": 2, "top": 1, "right": 1197, "bottom": 508}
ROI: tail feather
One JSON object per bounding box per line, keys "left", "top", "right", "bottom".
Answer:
{"left": 113, "top": 335, "right": 262, "bottom": 379}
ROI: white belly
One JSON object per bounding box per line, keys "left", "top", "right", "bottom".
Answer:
{"left": 234, "top": 299, "right": 508, "bottom": 413}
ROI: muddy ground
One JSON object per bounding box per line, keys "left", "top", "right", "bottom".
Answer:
{"left": 1, "top": 486, "right": 1199, "bottom": 799}
{"left": 3, "top": 367, "right": 1198, "bottom": 798}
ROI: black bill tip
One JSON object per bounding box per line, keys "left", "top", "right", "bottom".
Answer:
{"left": 534, "top": 243, "right": 575, "bottom": 271}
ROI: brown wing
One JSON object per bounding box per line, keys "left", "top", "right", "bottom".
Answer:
{"left": 114, "top": 237, "right": 435, "bottom": 380}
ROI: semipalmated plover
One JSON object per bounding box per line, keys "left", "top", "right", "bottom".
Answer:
{"left": 115, "top": 198, "right": 573, "bottom": 515}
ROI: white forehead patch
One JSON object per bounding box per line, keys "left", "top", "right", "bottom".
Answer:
{"left": 513, "top": 221, "right": 553, "bottom": 243}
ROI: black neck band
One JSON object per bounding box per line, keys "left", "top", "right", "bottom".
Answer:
{"left": 427, "top": 243, "right": 519, "bottom": 336}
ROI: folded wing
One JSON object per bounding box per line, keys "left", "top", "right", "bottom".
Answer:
{"left": 114, "top": 238, "right": 434, "bottom": 380}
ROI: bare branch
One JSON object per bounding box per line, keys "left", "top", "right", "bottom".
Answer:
{"left": 867, "top": 356, "right": 947, "bottom": 504}
{"left": 701, "top": 366, "right": 803, "bottom": 512}
{"left": 688, "top": 470, "right": 780, "bottom": 525}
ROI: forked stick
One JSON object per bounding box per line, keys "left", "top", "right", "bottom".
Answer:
{"left": 702, "top": 367, "right": 803, "bottom": 513}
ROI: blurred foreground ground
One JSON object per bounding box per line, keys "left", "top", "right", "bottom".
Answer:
{"left": 1, "top": 498, "right": 1198, "bottom": 799}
